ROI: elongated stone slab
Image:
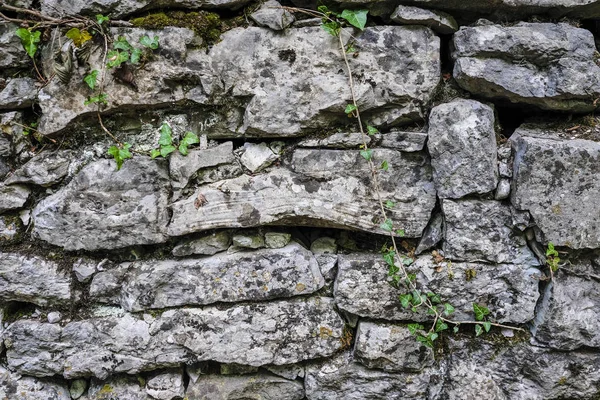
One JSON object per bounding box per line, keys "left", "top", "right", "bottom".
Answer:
{"left": 91, "top": 243, "right": 325, "bottom": 311}
{"left": 334, "top": 254, "right": 540, "bottom": 323}
{"left": 169, "top": 148, "right": 435, "bottom": 238}
{"left": 4, "top": 297, "right": 345, "bottom": 378}
{"left": 186, "top": 373, "right": 304, "bottom": 400}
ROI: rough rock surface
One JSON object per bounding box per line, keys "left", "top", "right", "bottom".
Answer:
{"left": 511, "top": 126, "right": 600, "bottom": 249}
{"left": 0, "top": 22, "right": 31, "bottom": 70}
{"left": 84, "top": 376, "right": 147, "bottom": 400}
{"left": 354, "top": 322, "right": 434, "bottom": 372}
{"left": 5, "top": 150, "right": 73, "bottom": 187}
{"left": 0, "top": 366, "right": 70, "bottom": 400}
{"left": 379, "top": 130, "right": 427, "bottom": 152}
{"left": 298, "top": 132, "right": 371, "bottom": 149}
{"left": 453, "top": 23, "right": 600, "bottom": 112}
{"left": 169, "top": 141, "right": 234, "bottom": 192}
{"left": 251, "top": 0, "right": 295, "bottom": 31}
{"left": 334, "top": 254, "right": 540, "bottom": 323}
{"left": 415, "top": 212, "right": 443, "bottom": 255}
{"left": 0, "top": 216, "right": 21, "bottom": 244}
{"left": 32, "top": 158, "right": 170, "bottom": 251}
{"left": 92, "top": 243, "right": 324, "bottom": 311}
{"left": 428, "top": 99, "right": 498, "bottom": 198}
{"left": 187, "top": 373, "right": 304, "bottom": 399}
{"left": 390, "top": 5, "right": 458, "bottom": 34}
{"left": 240, "top": 142, "right": 279, "bottom": 173}
{"left": 5, "top": 297, "right": 344, "bottom": 378}
{"left": 172, "top": 231, "right": 232, "bottom": 256}
{"left": 146, "top": 369, "right": 185, "bottom": 400}
{"left": 0, "top": 185, "right": 30, "bottom": 214}
{"left": 0, "top": 78, "right": 37, "bottom": 109}
{"left": 442, "top": 199, "right": 540, "bottom": 265}
{"left": 169, "top": 148, "right": 436, "bottom": 238}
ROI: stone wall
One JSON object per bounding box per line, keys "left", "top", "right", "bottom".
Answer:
{"left": 1, "top": 0, "right": 600, "bottom": 398}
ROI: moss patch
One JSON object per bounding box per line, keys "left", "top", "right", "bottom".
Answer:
{"left": 130, "top": 11, "right": 222, "bottom": 43}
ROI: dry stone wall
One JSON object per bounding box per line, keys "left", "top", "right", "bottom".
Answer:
{"left": 1, "top": 0, "right": 600, "bottom": 399}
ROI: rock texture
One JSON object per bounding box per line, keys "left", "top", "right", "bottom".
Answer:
{"left": 0, "top": 185, "right": 30, "bottom": 214}
{"left": 187, "top": 373, "right": 304, "bottom": 399}
{"left": 390, "top": 5, "right": 458, "bottom": 34}
{"left": 5, "top": 150, "right": 72, "bottom": 187}
{"left": 0, "top": 366, "right": 70, "bottom": 400}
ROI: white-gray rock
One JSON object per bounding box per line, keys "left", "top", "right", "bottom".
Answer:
{"left": 69, "top": 379, "right": 87, "bottom": 400}
{"left": 169, "top": 148, "right": 436, "bottom": 238}
{"left": 511, "top": 126, "right": 600, "bottom": 249}
{"left": 495, "top": 178, "right": 511, "bottom": 200}
{"left": 442, "top": 199, "right": 540, "bottom": 265}
{"left": 5, "top": 150, "right": 73, "bottom": 187}
{"left": 0, "top": 78, "right": 37, "bottom": 110}
{"left": 391, "top": 5, "right": 458, "bottom": 34}
{"left": 334, "top": 253, "right": 540, "bottom": 323}
{"left": 298, "top": 132, "right": 371, "bottom": 149}
{"left": 415, "top": 212, "right": 443, "bottom": 255}
{"left": 0, "top": 184, "right": 30, "bottom": 214}
{"left": 0, "top": 253, "right": 71, "bottom": 306}
{"left": 232, "top": 232, "right": 265, "bottom": 249}
{"left": 251, "top": 0, "right": 295, "bottom": 31}
{"left": 172, "top": 231, "right": 232, "bottom": 257}
{"left": 240, "top": 142, "right": 279, "bottom": 173}
{"left": 93, "top": 243, "right": 324, "bottom": 311}
{"left": 0, "top": 215, "right": 21, "bottom": 244}
{"left": 379, "top": 131, "right": 427, "bottom": 152}
{"left": 5, "top": 297, "right": 345, "bottom": 378}
{"left": 84, "top": 376, "right": 147, "bottom": 400}
{"left": 32, "top": 158, "right": 170, "bottom": 251}
{"left": 265, "top": 232, "right": 292, "bottom": 249}
{"left": 354, "top": 321, "right": 434, "bottom": 372}
{"left": 186, "top": 373, "right": 304, "bottom": 399}
{"left": 146, "top": 369, "right": 184, "bottom": 400}
{"left": 47, "top": 311, "right": 62, "bottom": 324}
{"left": 0, "top": 365, "right": 70, "bottom": 400}
{"left": 0, "top": 22, "right": 31, "bottom": 70}
{"left": 72, "top": 259, "right": 97, "bottom": 283}
{"left": 428, "top": 99, "right": 498, "bottom": 199}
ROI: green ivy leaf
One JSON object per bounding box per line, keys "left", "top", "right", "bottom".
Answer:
{"left": 435, "top": 321, "right": 448, "bottom": 332}
{"left": 546, "top": 242, "right": 559, "bottom": 257}
{"left": 427, "top": 292, "right": 441, "bottom": 304}
{"left": 473, "top": 303, "right": 490, "bottom": 321}
{"left": 360, "top": 149, "right": 373, "bottom": 161}
{"left": 106, "top": 50, "right": 129, "bottom": 68}
{"left": 158, "top": 122, "right": 173, "bottom": 146}
{"left": 345, "top": 104, "right": 357, "bottom": 115}
{"left": 150, "top": 149, "right": 161, "bottom": 159}
{"left": 444, "top": 303, "right": 455, "bottom": 316}
{"left": 179, "top": 131, "right": 200, "bottom": 155}
{"left": 15, "top": 28, "right": 41, "bottom": 59}
{"left": 84, "top": 93, "right": 108, "bottom": 106}
{"left": 160, "top": 145, "right": 176, "bottom": 158}
{"left": 114, "top": 36, "right": 133, "bottom": 51}
{"left": 84, "top": 70, "right": 99, "bottom": 90}
{"left": 396, "top": 229, "right": 406, "bottom": 237}
{"left": 385, "top": 200, "right": 396, "bottom": 209}
{"left": 340, "top": 9, "right": 368, "bottom": 30}
{"left": 317, "top": 5, "right": 330, "bottom": 14}
{"left": 483, "top": 321, "right": 492, "bottom": 333}
{"left": 66, "top": 28, "right": 92, "bottom": 48}
{"left": 321, "top": 21, "right": 341, "bottom": 37}
{"left": 382, "top": 250, "right": 395, "bottom": 266}
{"left": 380, "top": 218, "right": 393, "bottom": 232}
{"left": 453, "top": 325, "right": 460, "bottom": 333}
{"left": 130, "top": 48, "right": 142, "bottom": 65}
{"left": 407, "top": 323, "right": 424, "bottom": 335}
{"left": 475, "top": 324, "right": 483, "bottom": 337}
{"left": 367, "top": 125, "right": 378, "bottom": 135}
{"left": 140, "top": 35, "right": 159, "bottom": 49}
{"left": 399, "top": 294, "right": 412, "bottom": 309}
{"left": 107, "top": 142, "right": 132, "bottom": 171}
{"left": 96, "top": 14, "right": 110, "bottom": 25}
{"left": 381, "top": 160, "right": 389, "bottom": 171}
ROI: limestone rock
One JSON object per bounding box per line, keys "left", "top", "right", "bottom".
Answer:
{"left": 0, "top": 366, "right": 70, "bottom": 400}
{"left": 0, "top": 22, "right": 31, "bottom": 70}
{"left": 265, "top": 232, "right": 292, "bottom": 248}
{"left": 172, "top": 231, "right": 232, "bottom": 256}
{"left": 0, "top": 184, "right": 30, "bottom": 214}
{"left": 442, "top": 199, "right": 540, "bottom": 265}
{"left": 5, "top": 297, "right": 344, "bottom": 378}
{"left": 511, "top": 126, "right": 600, "bottom": 248}
{"left": 354, "top": 321, "right": 434, "bottom": 372}
{"left": 5, "top": 150, "right": 73, "bottom": 187}
{"left": 298, "top": 132, "right": 371, "bottom": 149}
{"left": 391, "top": 6, "right": 458, "bottom": 34}
{"left": 72, "top": 259, "right": 98, "bottom": 283}
{"left": 305, "top": 352, "right": 444, "bottom": 400}
{"left": 495, "top": 178, "right": 511, "bottom": 200}
{"left": 169, "top": 148, "right": 436, "bottom": 238}
{"left": 146, "top": 369, "right": 184, "bottom": 400}
{"left": 428, "top": 99, "right": 498, "bottom": 198}
{"left": 232, "top": 232, "right": 265, "bottom": 249}
{"left": 0, "top": 78, "right": 37, "bottom": 110}
{"left": 186, "top": 373, "right": 304, "bottom": 399}
{"left": 47, "top": 311, "right": 62, "bottom": 324}
{"left": 93, "top": 243, "right": 325, "bottom": 311}
{"left": 250, "top": 0, "right": 295, "bottom": 31}
{"left": 240, "top": 142, "right": 279, "bottom": 173}
{"left": 169, "top": 141, "right": 234, "bottom": 192}
{"left": 415, "top": 212, "right": 443, "bottom": 255}
{"left": 32, "top": 158, "right": 170, "bottom": 251}
{"left": 531, "top": 260, "right": 600, "bottom": 350}
{"left": 334, "top": 254, "right": 540, "bottom": 323}
{"left": 84, "top": 376, "right": 147, "bottom": 400}
{"left": 0, "top": 215, "right": 22, "bottom": 244}
{"left": 453, "top": 23, "right": 600, "bottom": 112}
{"left": 0, "top": 253, "right": 71, "bottom": 306}
{"left": 379, "top": 131, "right": 427, "bottom": 152}
{"left": 69, "top": 379, "right": 87, "bottom": 399}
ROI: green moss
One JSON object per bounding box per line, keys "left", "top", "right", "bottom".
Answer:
{"left": 130, "top": 11, "right": 222, "bottom": 44}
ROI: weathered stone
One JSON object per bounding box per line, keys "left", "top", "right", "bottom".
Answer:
{"left": 172, "top": 231, "right": 232, "bottom": 257}
{"left": 219, "top": 364, "right": 259, "bottom": 375}
{"left": 251, "top": 0, "right": 295, "bottom": 31}
{"left": 5, "top": 150, "right": 73, "bottom": 187}
{"left": 0, "top": 78, "right": 37, "bottom": 109}
{"left": 0, "top": 215, "right": 22, "bottom": 244}
{"left": 415, "top": 212, "right": 443, "bottom": 255}
{"left": 305, "top": 352, "right": 444, "bottom": 400}
{"left": 169, "top": 148, "right": 436, "bottom": 238}
{"left": 453, "top": 23, "right": 600, "bottom": 112}
{"left": 495, "top": 178, "right": 511, "bottom": 200}
{"left": 69, "top": 379, "right": 87, "bottom": 400}
{"left": 391, "top": 5, "right": 458, "bottom": 34}
{"left": 511, "top": 127, "right": 600, "bottom": 249}
{"left": 186, "top": 373, "right": 304, "bottom": 400}
{"left": 240, "top": 142, "right": 279, "bottom": 173}
{"left": 0, "top": 366, "right": 70, "bottom": 400}
{"left": 146, "top": 369, "right": 184, "bottom": 400}
{"left": 72, "top": 258, "right": 97, "bottom": 283}
{"left": 5, "top": 297, "right": 344, "bottom": 378}
{"left": 311, "top": 237, "right": 339, "bottom": 284}
{"left": 265, "top": 364, "right": 305, "bottom": 380}
{"left": 89, "top": 268, "right": 128, "bottom": 304}
{"left": 84, "top": 376, "right": 147, "bottom": 400}
{"left": 0, "top": 184, "right": 30, "bottom": 214}
{"left": 0, "top": 253, "right": 71, "bottom": 306}
{"left": 209, "top": 25, "right": 439, "bottom": 135}
{"left": 334, "top": 254, "right": 540, "bottom": 323}
{"left": 232, "top": 232, "right": 265, "bottom": 249}
{"left": 298, "top": 132, "right": 371, "bottom": 149}
{"left": 442, "top": 199, "right": 540, "bottom": 265}
{"left": 32, "top": 157, "right": 170, "bottom": 251}
{"left": 265, "top": 232, "right": 292, "bottom": 249}
{"left": 354, "top": 321, "right": 434, "bottom": 372}
{"left": 444, "top": 337, "right": 600, "bottom": 399}
{"left": 0, "top": 22, "right": 31, "bottom": 70}
{"left": 379, "top": 130, "right": 427, "bottom": 152}
{"left": 428, "top": 99, "right": 498, "bottom": 198}
{"left": 47, "top": 311, "right": 62, "bottom": 324}
{"left": 531, "top": 260, "right": 600, "bottom": 350}
{"left": 169, "top": 141, "right": 234, "bottom": 193}
{"left": 93, "top": 243, "right": 324, "bottom": 311}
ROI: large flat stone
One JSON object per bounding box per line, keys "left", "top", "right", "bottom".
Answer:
{"left": 510, "top": 126, "right": 600, "bottom": 249}
{"left": 91, "top": 243, "right": 325, "bottom": 311}
{"left": 5, "top": 150, "right": 73, "bottom": 187}
{"left": 187, "top": 373, "right": 304, "bottom": 400}
{"left": 0, "top": 22, "right": 31, "bottom": 70}
{"left": 0, "top": 184, "right": 30, "bottom": 214}
{"left": 4, "top": 297, "right": 345, "bottom": 378}
{"left": 334, "top": 254, "right": 540, "bottom": 323}
{"left": 32, "top": 157, "right": 170, "bottom": 251}
{"left": 452, "top": 23, "right": 600, "bottom": 112}
{"left": 0, "top": 78, "right": 37, "bottom": 110}
{"left": 169, "top": 148, "right": 435, "bottom": 238}
{"left": 0, "top": 365, "right": 70, "bottom": 400}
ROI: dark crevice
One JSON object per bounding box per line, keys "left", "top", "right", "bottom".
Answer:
{"left": 439, "top": 34, "right": 454, "bottom": 75}
{"left": 495, "top": 105, "right": 528, "bottom": 138}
